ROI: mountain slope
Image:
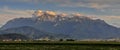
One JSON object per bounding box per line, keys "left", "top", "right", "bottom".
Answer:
{"left": 1, "top": 18, "right": 35, "bottom": 30}
{"left": 2, "top": 26, "right": 68, "bottom": 39}
{"left": 0, "top": 33, "right": 28, "bottom": 40}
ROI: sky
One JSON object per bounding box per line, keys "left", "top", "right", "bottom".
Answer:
{"left": 0, "top": 0, "right": 120, "bottom": 27}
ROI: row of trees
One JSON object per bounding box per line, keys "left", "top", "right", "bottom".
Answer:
{"left": 59, "top": 39, "right": 75, "bottom": 41}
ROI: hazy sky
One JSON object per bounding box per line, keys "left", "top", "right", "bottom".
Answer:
{"left": 0, "top": 0, "right": 120, "bottom": 27}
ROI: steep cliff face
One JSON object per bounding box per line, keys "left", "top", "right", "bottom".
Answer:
{"left": 1, "top": 10, "right": 120, "bottom": 39}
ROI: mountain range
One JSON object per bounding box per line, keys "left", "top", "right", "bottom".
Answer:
{"left": 0, "top": 10, "right": 120, "bottom": 40}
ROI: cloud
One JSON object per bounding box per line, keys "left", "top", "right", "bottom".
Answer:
{"left": 80, "top": 14, "right": 120, "bottom": 27}
{"left": 1, "top": 0, "right": 119, "bottom": 10}
{"left": 0, "top": 0, "right": 59, "bottom": 4}
{"left": 94, "top": 15, "right": 120, "bottom": 27}
{"left": 46, "top": 0, "right": 120, "bottom": 15}
{"left": 0, "top": 6, "right": 34, "bottom": 17}
{"left": 0, "top": 6, "right": 34, "bottom": 26}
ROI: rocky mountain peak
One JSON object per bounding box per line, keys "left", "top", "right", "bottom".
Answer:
{"left": 32, "top": 10, "right": 99, "bottom": 22}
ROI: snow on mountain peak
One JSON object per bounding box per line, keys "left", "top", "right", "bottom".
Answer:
{"left": 32, "top": 10, "right": 99, "bottom": 21}
{"left": 33, "top": 10, "right": 44, "bottom": 17}
{"left": 58, "top": 13, "right": 68, "bottom": 17}
{"left": 73, "top": 13, "right": 83, "bottom": 17}
{"left": 45, "top": 11, "right": 57, "bottom": 16}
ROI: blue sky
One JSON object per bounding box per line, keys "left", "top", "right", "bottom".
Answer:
{"left": 0, "top": 0, "right": 120, "bottom": 27}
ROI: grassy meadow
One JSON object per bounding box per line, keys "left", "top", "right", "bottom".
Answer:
{"left": 0, "top": 41, "right": 120, "bottom": 50}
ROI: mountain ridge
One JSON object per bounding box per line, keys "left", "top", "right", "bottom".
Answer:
{"left": 1, "top": 10, "right": 120, "bottom": 39}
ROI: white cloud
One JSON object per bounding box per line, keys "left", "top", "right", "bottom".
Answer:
{"left": 1, "top": 0, "right": 120, "bottom": 10}
{"left": 0, "top": 6, "right": 34, "bottom": 27}
{"left": 0, "top": 6, "right": 34, "bottom": 16}
{"left": 95, "top": 16, "right": 120, "bottom": 28}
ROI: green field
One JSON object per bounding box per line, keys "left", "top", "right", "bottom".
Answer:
{"left": 0, "top": 41, "right": 120, "bottom": 50}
